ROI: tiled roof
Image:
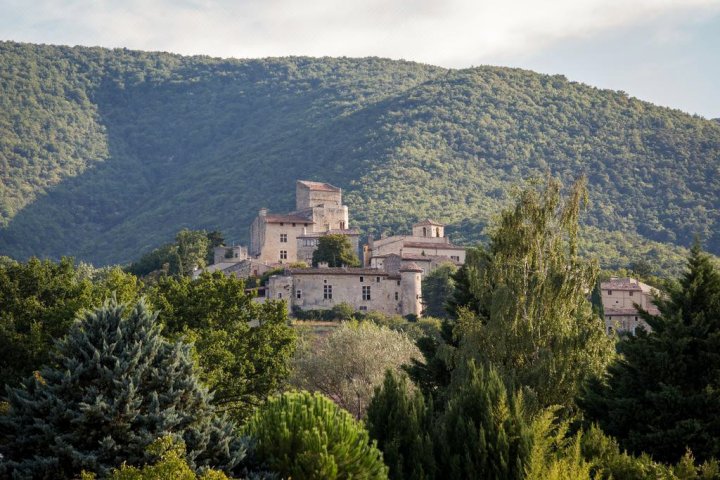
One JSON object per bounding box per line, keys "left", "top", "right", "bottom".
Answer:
{"left": 400, "top": 262, "right": 423, "bottom": 272}
{"left": 289, "top": 267, "right": 389, "bottom": 276}
{"left": 297, "top": 228, "right": 360, "bottom": 238}
{"left": 413, "top": 219, "right": 444, "bottom": 227}
{"left": 403, "top": 241, "right": 465, "bottom": 251}
{"left": 297, "top": 180, "right": 341, "bottom": 192}
{"left": 264, "top": 213, "right": 314, "bottom": 224}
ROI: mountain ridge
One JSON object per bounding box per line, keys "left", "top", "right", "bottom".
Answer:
{"left": 0, "top": 41, "right": 718, "bottom": 273}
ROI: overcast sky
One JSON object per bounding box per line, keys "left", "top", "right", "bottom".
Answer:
{"left": 2, "top": 0, "right": 719, "bottom": 118}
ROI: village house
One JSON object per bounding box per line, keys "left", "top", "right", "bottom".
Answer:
{"left": 249, "top": 180, "right": 359, "bottom": 265}
{"left": 601, "top": 277, "right": 660, "bottom": 335}
{"left": 267, "top": 256, "right": 423, "bottom": 317}
{"left": 363, "top": 219, "right": 465, "bottom": 276}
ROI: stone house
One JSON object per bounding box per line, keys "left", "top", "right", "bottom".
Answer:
{"left": 267, "top": 261, "right": 423, "bottom": 317}
{"left": 249, "top": 180, "right": 357, "bottom": 264}
{"left": 363, "top": 219, "right": 466, "bottom": 276}
{"left": 601, "top": 277, "right": 660, "bottom": 335}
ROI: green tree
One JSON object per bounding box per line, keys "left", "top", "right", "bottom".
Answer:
{"left": 242, "top": 391, "right": 388, "bottom": 480}
{"left": 0, "top": 256, "right": 95, "bottom": 386}
{"left": 291, "top": 321, "right": 420, "bottom": 418}
{"left": 311, "top": 234, "right": 360, "bottom": 267}
{"left": 453, "top": 177, "right": 614, "bottom": 408}
{"left": 103, "top": 437, "right": 230, "bottom": 480}
{"left": 366, "top": 372, "right": 435, "bottom": 480}
{"left": 421, "top": 263, "right": 457, "bottom": 318}
{"left": 579, "top": 242, "right": 720, "bottom": 463}
{"left": 433, "top": 361, "right": 532, "bottom": 480}
{"left": 0, "top": 299, "right": 246, "bottom": 479}
{"left": 150, "top": 272, "right": 296, "bottom": 420}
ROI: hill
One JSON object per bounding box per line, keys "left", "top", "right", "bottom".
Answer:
{"left": 1, "top": 41, "right": 719, "bottom": 273}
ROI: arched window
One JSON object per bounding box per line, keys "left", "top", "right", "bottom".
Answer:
{"left": 436, "top": 227, "right": 440, "bottom": 237}
{"left": 422, "top": 227, "right": 427, "bottom": 237}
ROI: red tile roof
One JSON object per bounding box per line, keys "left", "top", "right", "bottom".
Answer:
{"left": 413, "top": 219, "right": 444, "bottom": 227}
{"left": 297, "top": 180, "right": 341, "bottom": 192}
{"left": 264, "top": 214, "right": 314, "bottom": 224}
{"left": 289, "top": 267, "right": 389, "bottom": 276}
{"left": 403, "top": 241, "right": 465, "bottom": 251}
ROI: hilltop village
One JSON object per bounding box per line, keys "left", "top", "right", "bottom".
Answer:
{"left": 197, "top": 180, "right": 656, "bottom": 333}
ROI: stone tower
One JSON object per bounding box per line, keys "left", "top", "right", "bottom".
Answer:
{"left": 400, "top": 262, "right": 423, "bottom": 317}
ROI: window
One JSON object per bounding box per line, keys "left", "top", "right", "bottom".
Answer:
{"left": 324, "top": 284, "right": 333, "bottom": 299}
{"left": 608, "top": 326, "right": 613, "bottom": 334}
{"left": 634, "top": 316, "right": 638, "bottom": 321}
{"left": 394, "top": 292, "right": 399, "bottom": 301}
{"left": 296, "top": 290, "right": 302, "bottom": 299}
{"left": 280, "top": 250, "right": 287, "bottom": 260}
{"left": 359, "top": 306, "right": 368, "bottom": 311}
{"left": 277, "top": 293, "right": 282, "bottom": 299}
{"left": 360, "top": 276, "right": 364, "bottom": 282}
{"left": 436, "top": 227, "right": 440, "bottom": 237}
{"left": 607, "top": 290, "right": 612, "bottom": 295}
{"left": 292, "top": 223, "right": 296, "bottom": 227}
{"left": 629, "top": 291, "right": 633, "bottom": 296}
{"left": 280, "top": 233, "right": 287, "bottom": 243}
{"left": 376, "top": 276, "right": 380, "bottom": 283}
{"left": 340, "top": 221, "right": 345, "bottom": 229}
{"left": 422, "top": 227, "right": 427, "bottom": 237}
{"left": 451, "top": 255, "right": 459, "bottom": 261}
{"left": 397, "top": 280, "right": 401, "bottom": 286}
{"left": 362, "top": 285, "right": 371, "bottom": 301}
{"left": 280, "top": 222, "right": 284, "bottom": 226}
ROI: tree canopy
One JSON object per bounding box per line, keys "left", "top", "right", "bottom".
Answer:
{"left": 311, "top": 234, "right": 360, "bottom": 268}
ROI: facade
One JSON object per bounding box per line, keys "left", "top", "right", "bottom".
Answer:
{"left": 249, "top": 180, "right": 353, "bottom": 264}
{"left": 363, "top": 219, "right": 466, "bottom": 275}
{"left": 192, "top": 257, "right": 273, "bottom": 280}
{"left": 267, "top": 261, "right": 423, "bottom": 317}
{"left": 601, "top": 277, "right": 660, "bottom": 335}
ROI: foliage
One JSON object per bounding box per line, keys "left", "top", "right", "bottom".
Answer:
{"left": 366, "top": 372, "right": 435, "bottom": 480}
{"left": 291, "top": 321, "right": 420, "bottom": 418}
{"left": 1, "top": 41, "right": 716, "bottom": 274}
{"left": 0, "top": 299, "right": 246, "bottom": 479}
{"left": 149, "top": 272, "right": 296, "bottom": 420}
{"left": 127, "top": 229, "right": 215, "bottom": 278}
{"left": 433, "top": 361, "right": 532, "bottom": 480}
{"left": 242, "top": 391, "right": 388, "bottom": 480}
{"left": 453, "top": 177, "right": 614, "bottom": 408}
{"left": 103, "top": 437, "right": 230, "bottom": 480}
{"left": 421, "top": 262, "right": 457, "bottom": 318}
{"left": 524, "top": 409, "right": 592, "bottom": 480}
{"left": 579, "top": 242, "right": 720, "bottom": 463}
{"left": 581, "top": 424, "right": 720, "bottom": 480}
{"left": 0, "top": 256, "right": 144, "bottom": 387}
{"left": 311, "top": 234, "right": 360, "bottom": 267}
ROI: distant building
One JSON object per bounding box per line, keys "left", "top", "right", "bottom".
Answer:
{"left": 363, "top": 219, "right": 466, "bottom": 276}
{"left": 267, "top": 259, "right": 423, "bottom": 317}
{"left": 249, "top": 180, "right": 358, "bottom": 264}
{"left": 601, "top": 277, "right": 660, "bottom": 335}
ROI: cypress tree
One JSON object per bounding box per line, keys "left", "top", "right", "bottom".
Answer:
{"left": 0, "top": 299, "right": 246, "bottom": 479}
{"left": 433, "top": 361, "right": 532, "bottom": 480}
{"left": 579, "top": 243, "right": 720, "bottom": 463}
{"left": 366, "top": 372, "right": 435, "bottom": 480}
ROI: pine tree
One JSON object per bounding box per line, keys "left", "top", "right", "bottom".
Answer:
{"left": 579, "top": 243, "right": 720, "bottom": 463}
{"left": 0, "top": 299, "right": 246, "bottom": 479}
{"left": 433, "top": 361, "right": 532, "bottom": 480}
{"left": 366, "top": 372, "right": 435, "bottom": 480}
{"left": 243, "top": 391, "right": 388, "bottom": 480}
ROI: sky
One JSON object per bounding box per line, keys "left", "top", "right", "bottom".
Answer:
{"left": 1, "top": 0, "right": 719, "bottom": 118}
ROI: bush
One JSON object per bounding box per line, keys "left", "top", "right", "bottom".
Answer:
{"left": 243, "top": 391, "right": 388, "bottom": 479}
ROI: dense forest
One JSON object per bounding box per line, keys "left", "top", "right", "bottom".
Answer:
{"left": 1, "top": 41, "right": 719, "bottom": 273}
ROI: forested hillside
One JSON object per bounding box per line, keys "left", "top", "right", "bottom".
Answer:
{"left": 1, "top": 41, "right": 719, "bottom": 271}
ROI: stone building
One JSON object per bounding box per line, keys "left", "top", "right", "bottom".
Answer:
{"left": 249, "top": 180, "right": 357, "bottom": 264}
{"left": 267, "top": 261, "right": 423, "bottom": 317}
{"left": 601, "top": 277, "right": 660, "bottom": 335}
{"left": 363, "top": 219, "right": 466, "bottom": 276}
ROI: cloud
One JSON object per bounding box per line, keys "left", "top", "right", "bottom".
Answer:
{"left": 1, "top": 0, "right": 718, "bottom": 67}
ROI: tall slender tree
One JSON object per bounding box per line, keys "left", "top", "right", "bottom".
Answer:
{"left": 0, "top": 299, "right": 246, "bottom": 479}
{"left": 453, "top": 176, "right": 614, "bottom": 408}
